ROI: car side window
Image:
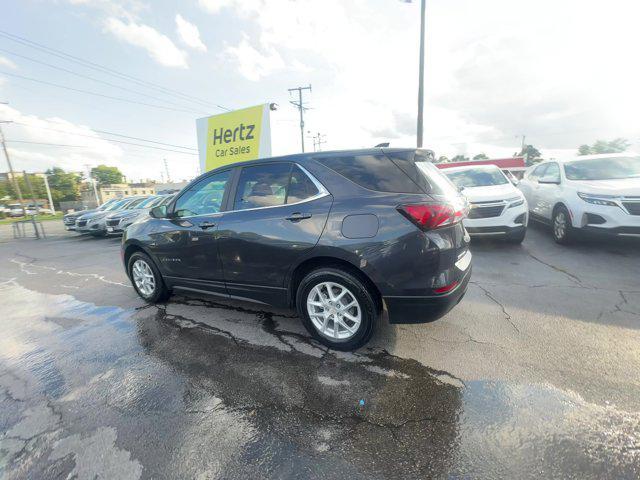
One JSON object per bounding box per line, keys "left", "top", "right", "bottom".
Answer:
{"left": 317, "top": 154, "right": 421, "bottom": 193}
{"left": 540, "top": 162, "right": 560, "bottom": 183}
{"left": 287, "top": 165, "right": 320, "bottom": 204}
{"left": 234, "top": 163, "right": 292, "bottom": 210}
{"left": 174, "top": 170, "right": 231, "bottom": 218}
{"left": 529, "top": 164, "right": 548, "bottom": 181}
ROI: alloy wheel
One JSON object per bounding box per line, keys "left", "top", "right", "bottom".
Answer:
{"left": 306, "top": 282, "right": 362, "bottom": 340}
{"left": 132, "top": 259, "right": 156, "bottom": 297}
{"left": 554, "top": 212, "right": 566, "bottom": 240}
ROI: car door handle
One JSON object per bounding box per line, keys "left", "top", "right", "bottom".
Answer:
{"left": 198, "top": 221, "right": 216, "bottom": 230}
{"left": 285, "top": 212, "right": 312, "bottom": 221}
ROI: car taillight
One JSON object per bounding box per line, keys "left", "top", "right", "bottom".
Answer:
{"left": 397, "top": 202, "right": 466, "bottom": 230}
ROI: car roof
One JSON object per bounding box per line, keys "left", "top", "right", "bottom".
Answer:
{"left": 543, "top": 153, "right": 640, "bottom": 164}
{"left": 195, "top": 147, "right": 430, "bottom": 181}
{"left": 442, "top": 164, "right": 501, "bottom": 173}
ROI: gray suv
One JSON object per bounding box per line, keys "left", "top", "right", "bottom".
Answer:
{"left": 122, "top": 148, "right": 472, "bottom": 350}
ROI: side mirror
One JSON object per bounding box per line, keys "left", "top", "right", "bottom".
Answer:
{"left": 150, "top": 205, "right": 168, "bottom": 218}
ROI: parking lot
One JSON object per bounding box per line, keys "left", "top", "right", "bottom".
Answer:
{"left": 1, "top": 222, "right": 639, "bottom": 479}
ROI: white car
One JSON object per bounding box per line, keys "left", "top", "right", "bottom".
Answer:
{"left": 517, "top": 154, "right": 640, "bottom": 244}
{"left": 443, "top": 164, "right": 528, "bottom": 243}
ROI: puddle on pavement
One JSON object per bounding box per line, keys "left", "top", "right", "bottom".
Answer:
{"left": 1, "top": 281, "right": 639, "bottom": 479}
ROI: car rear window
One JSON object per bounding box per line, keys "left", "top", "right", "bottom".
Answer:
{"left": 316, "top": 154, "right": 422, "bottom": 193}
{"left": 384, "top": 150, "right": 458, "bottom": 196}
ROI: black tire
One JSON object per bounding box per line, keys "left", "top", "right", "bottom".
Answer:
{"left": 506, "top": 229, "right": 526, "bottom": 244}
{"left": 552, "top": 205, "right": 574, "bottom": 245}
{"left": 127, "top": 251, "right": 170, "bottom": 303}
{"left": 296, "top": 267, "right": 378, "bottom": 351}
{"left": 90, "top": 230, "right": 107, "bottom": 238}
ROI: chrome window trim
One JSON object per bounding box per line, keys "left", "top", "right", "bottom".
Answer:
{"left": 176, "top": 162, "right": 331, "bottom": 219}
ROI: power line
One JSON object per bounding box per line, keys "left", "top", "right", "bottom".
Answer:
{"left": 5, "top": 140, "right": 89, "bottom": 147}
{"left": 0, "top": 70, "right": 202, "bottom": 114}
{"left": 7, "top": 120, "right": 197, "bottom": 151}
{"left": 0, "top": 47, "right": 207, "bottom": 115}
{"left": 6, "top": 122, "right": 198, "bottom": 155}
{"left": 0, "top": 30, "right": 230, "bottom": 111}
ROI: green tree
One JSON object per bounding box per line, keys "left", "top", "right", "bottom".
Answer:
{"left": 0, "top": 179, "right": 11, "bottom": 200}
{"left": 451, "top": 154, "right": 469, "bottom": 162}
{"left": 435, "top": 155, "right": 450, "bottom": 163}
{"left": 91, "top": 165, "right": 123, "bottom": 185}
{"left": 519, "top": 145, "right": 542, "bottom": 166}
{"left": 45, "top": 167, "right": 81, "bottom": 207}
{"left": 473, "top": 153, "right": 489, "bottom": 161}
{"left": 4, "top": 174, "right": 47, "bottom": 200}
{"left": 578, "top": 138, "right": 629, "bottom": 155}
{"left": 578, "top": 144, "right": 592, "bottom": 155}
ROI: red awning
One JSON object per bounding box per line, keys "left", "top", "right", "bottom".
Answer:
{"left": 436, "top": 157, "right": 526, "bottom": 170}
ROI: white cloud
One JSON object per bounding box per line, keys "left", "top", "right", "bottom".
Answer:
{"left": 66, "top": 0, "right": 147, "bottom": 19}
{"left": 0, "top": 55, "right": 17, "bottom": 69}
{"left": 202, "top": 0, "right": 640, "bottom": 160}
{"left": 223, "top": 36, "right": 285, "bottom": 81}
{"left": 104, "top": 17, "right": 188, "bottom": 68}
{"left": 175, "top": 14, "right": 207, "bottom": 52}
{"left": 0, "top": 104, "right": 124, "bottom": 173}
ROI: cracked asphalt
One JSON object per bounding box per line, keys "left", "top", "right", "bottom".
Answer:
{"left": 1, "top": 222, "right": 639, "bottom": 479}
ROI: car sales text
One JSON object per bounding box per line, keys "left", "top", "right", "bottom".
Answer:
{"left": 211, "top": 123, "right": 255, "bottom": 157}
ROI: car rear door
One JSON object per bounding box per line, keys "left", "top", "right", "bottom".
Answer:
{"left": 217, "top": 162, "right": 332, "bottom": 306}
{"left": 148, "top": 169, "right": 233, "bottom": 296}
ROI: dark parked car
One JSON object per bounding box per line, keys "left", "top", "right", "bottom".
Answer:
{"left": 122, "top": 148, "right": 472, "bottom": 350}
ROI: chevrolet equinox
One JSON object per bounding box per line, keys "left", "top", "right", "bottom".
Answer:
{"left": 122, "top": 148, "right": 472, "bottom": 350}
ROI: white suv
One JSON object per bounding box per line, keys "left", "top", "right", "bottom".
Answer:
{"left": 518, "top": 154, "right": 640, "bottom": 244}
{"left": 443, "top": 164, "right": 528, "bottom": 243}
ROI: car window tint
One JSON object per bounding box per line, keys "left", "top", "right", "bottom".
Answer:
{"left": 287, "top": 165, "right": 320, "bottom": 204}
{"left": 317, "top": 154, "right": 421, "bottom": 193}
{"left": 541, "top": 163, "right": 560, "bottom": 182}
{"left": 174, "top": 170, "right": 231, "bottom": 217}
{"left": 530, "top": 164, "right": 548, "bottom": 180}
{"left": 234, "top": 163, "right": 292, "bottom": 210}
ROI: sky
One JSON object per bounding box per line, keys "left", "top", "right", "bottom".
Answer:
{"left": 0, "top": 0, "right": 639, "bottom": 182}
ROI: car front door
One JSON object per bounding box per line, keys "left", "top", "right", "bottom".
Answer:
{"left": 535, "top": 162, "right": 561, "bottom": 220}
{"left": 217, "top": 162, "right": 332, "bottom": 306}
{"left": 525, "top": 163, "right": 549, "bottom": 217}
{"left": 148, "top": 169, "right": 233, "bottom": 296}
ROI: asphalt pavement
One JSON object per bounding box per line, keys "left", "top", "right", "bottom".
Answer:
{"left": 1, "top": 221, "right": 639, "bottom": 479}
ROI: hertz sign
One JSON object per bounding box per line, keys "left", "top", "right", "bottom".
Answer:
{"left": 196, "top": 104, "right": 272, "bottom": 172}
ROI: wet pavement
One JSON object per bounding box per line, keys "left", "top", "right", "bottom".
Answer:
{"left": 1, "top": 222, "right": 639, "bottom": 479}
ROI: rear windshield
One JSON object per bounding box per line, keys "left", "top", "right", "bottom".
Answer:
{"left": 316, "top": 154, "right": 422, "bottom": 193}
{"left": 444, "top": 167, "right": 509, "bottom": 188}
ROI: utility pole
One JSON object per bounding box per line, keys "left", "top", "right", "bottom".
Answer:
{"left": 22, "top": 171, "right": 40, "bottom": 239}
{"left": 416, "top": 0, "right": 426, "bottom": 148}
{"left": 312, "top": 132, "right": 327, "bottom": 152}
{"left": 0, "top": 120, "right": 27, "bottom": 217}
{"left": 163, "top": 158, "right": 171, "bottom": 183}
{"left": 288, "top": 85, "right": 312, "bottom": 152}
{"left": 520, "top": 135, "right": 526, "bottom": 153}
{"left": 42, "top": 174, "right": 55, "bottom": 215}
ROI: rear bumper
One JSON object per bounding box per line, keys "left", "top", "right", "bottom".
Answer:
{"left": 383, "top": 266, "right": 471, "bottom": 324}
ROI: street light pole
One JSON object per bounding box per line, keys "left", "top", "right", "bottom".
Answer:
{"left": 416, "top": 0, "right": 426, "bottom": 148}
